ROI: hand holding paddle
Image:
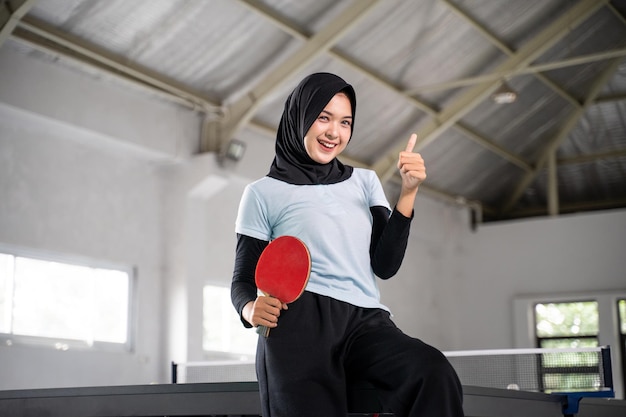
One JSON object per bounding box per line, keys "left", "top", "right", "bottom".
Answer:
{"left": 254, "top": 236, "right": 311, "bottom": 337}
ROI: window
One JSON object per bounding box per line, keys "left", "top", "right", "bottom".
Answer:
{"left": 533, "top": 301, "right": 600, "bottom": 392}
{"left": 202, "top": 285, "right": 257, "bottom": 359}
{"left": 515, "top": 293, "right": 626, "bottom": 399}
{"left": 617, "top": 298, "right": 626, "bottom": 396}
{"left": 0, "top": 250, "right": 132, "bottom": 350}
{"left": 534, "top": 301, "right": 599, "bottom": 349}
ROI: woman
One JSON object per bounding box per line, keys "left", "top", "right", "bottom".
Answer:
{"left": 231, "top": 72, "right": 463, "bottom": 417}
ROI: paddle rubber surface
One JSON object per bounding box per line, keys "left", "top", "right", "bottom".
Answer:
{"left": 255, "top": 235, "right": 311, "bottom": 303}
{"left": 255, "top": 236, "right": 311, "bottom": 338}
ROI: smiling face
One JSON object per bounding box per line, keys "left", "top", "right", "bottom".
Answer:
{"left": 303, "top": 92, "right": 352, "bottom": 165}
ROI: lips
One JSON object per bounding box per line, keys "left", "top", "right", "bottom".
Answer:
{"left": 318, "top": 139, "right": 336, "bottom": 149}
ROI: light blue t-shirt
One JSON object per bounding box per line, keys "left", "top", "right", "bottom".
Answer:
{"left": 235, "top": 168, "right": 391, "bottom": 311}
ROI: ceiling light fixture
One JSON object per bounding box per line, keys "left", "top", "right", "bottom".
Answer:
{"left": 218, "top": 138, "right": 247, "bottom": 166}
{"left": 491, "top": 81, "right": 517, "bottom": 104}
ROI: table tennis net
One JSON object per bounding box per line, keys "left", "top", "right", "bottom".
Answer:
{"left": 172, "top": 360, "right": 257, "bottom": 384}
{"left": 443, "top": 346, "right": 613, "bottom": 393}
{"left": 172, "top": 346, "right": 613, "bottom": 394}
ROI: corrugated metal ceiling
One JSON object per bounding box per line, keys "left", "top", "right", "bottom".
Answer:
{"left": 2, "top": 0, "right": 625, "bottom": 223}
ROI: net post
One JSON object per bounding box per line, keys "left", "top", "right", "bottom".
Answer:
{"left": 601, "top": 346, "right": 614, "bottom": 391}
{"left": 562, "top": 393, "right": 582, "bottom": 416}
{"left": 171, "top": 361, "right": 178, "bottom": 384}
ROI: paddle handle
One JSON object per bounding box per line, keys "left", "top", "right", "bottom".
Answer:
{"left": 256, "top": 325, "right": 271, "bottom": 338}
{"left": 256, "top": 291, "right": 274, "bottom": 338}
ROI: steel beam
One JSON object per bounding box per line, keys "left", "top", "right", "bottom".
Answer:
{"left": 405, "top": 48, "right": 626, "bottom": 95}
{"left": 501, "top": 58, "right": 623, "bottom": 214}
{"left": 236, "top": 0, "right": 527, "bottom": 177}
{"left": 371, "top": 0, "right": 608, "bottom": 181}
{"left": 215, "top": 0, "right": 381, "bottom": 151}
{"left": 14, "top": 17, "right": 217, "bottom": 113}
{"left": 547, "top": 150, "right": 559, "bottom": 216}
{"left": 558, "top": 148, "right": 626, "bottom": 165}
{"left": 0, "top": 0, "right": 35, "bottom": 47}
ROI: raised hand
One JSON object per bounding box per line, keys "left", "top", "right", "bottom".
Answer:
{"left": 397, "top": 133, "right": 426, "bottom": 193}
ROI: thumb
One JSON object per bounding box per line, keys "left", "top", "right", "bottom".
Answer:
{"left": 405, "top": 133, "right": 417, "bottom": 153}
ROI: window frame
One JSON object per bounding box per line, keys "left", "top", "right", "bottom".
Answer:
{"left": 514, "top": 291, "right": 626, "bottom": 399}
{"left": 0, "top": 244, "right": 135, "bottom": 352}
{"left": 618, "top": 299, "right": 626, "bottom": 399}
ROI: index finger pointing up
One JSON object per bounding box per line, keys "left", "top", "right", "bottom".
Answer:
{"left": 405, "top": 133, "right": 417, "bottom": 153}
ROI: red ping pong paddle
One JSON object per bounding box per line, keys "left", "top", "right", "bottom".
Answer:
{"left": 255, "top": 236, "right": 311, "bottom": 337}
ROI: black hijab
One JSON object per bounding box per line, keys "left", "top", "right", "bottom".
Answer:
{"left": 267, "top": 72, "right": 356, "bottom": 185}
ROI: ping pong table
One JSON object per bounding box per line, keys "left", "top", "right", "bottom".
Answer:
{"left": 2, "top": 346, "right": 624, "bottom": 416}
{"left": 0, "top": 382, "right": 569, "bottom": 417}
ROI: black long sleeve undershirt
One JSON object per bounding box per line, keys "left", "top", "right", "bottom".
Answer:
{"left": 231, "top": 235, "right": 268, "bottom": 328}
{"left": 230, "top": 206, "right": 413, "bottom": 327}
{"left": 369, "top": 205, "right": 413, "bottom": 279}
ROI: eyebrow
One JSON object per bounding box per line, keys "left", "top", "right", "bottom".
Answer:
{"left": 320, "top": 109, "right": 352, "bottom": 119}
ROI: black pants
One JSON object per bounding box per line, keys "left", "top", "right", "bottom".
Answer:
{"left": 256, "top": 292, "right": 464, "bottom": 417}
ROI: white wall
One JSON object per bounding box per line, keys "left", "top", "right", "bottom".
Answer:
{"left": 453, "top": 210, "right": 626, "bottom": 350}
{"left": 159, "top": 126, "right": 276, "bottom": 366}
{"left": 379, "top": 195, "right": 472, "bottom": 349}
{"left": 0, "top": 121, "right": 164, "bottom": 388}
{"left": 1, "top": 40, "right": 625, "bottom": 393}
{"left": 0, "top": 42, "right": 202, "bottom": 389}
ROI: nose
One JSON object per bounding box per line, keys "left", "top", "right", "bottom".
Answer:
{"left": 326, "top": 122, "right": 339, "bottom": 139}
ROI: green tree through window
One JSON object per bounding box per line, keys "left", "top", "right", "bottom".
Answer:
{"left": 535, "top": 301, "right": 599, "bottom": 349}
{"left": 534, "top": 301, "right": 600, "bottom": 392}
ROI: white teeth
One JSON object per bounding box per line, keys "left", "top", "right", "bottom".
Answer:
{"left": 320, "top": 141, "right": 336, "bottom": 148}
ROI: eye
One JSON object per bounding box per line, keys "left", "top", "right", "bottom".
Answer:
{"left": 318, "top": 115, "right": 329, "bottom": 122}
{"left": 342, "top": 120, "right": 352, "bottom": 127}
